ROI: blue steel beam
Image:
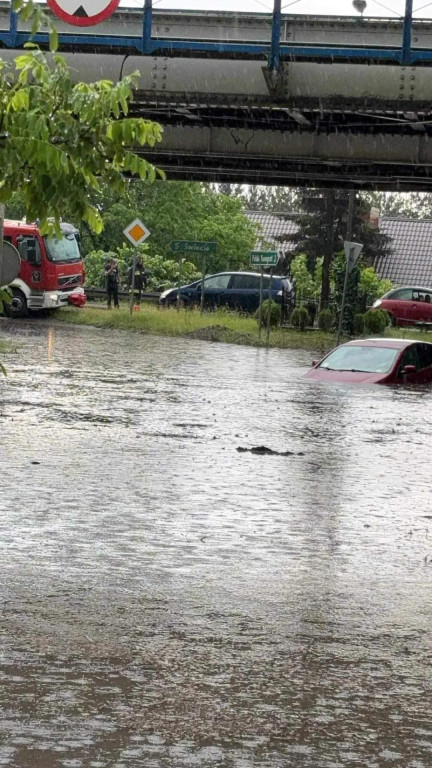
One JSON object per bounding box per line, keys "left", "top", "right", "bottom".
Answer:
{"left": 1, "top": 23, "right": 432, "bottom": 64}
{"left": 142, "top": 0, "right": 152, "bottom": 55}
{"left": 402, "top": 0, "right": 413, "bottom": 65}
{"left": 8, "top": 7, "right": 17, "bottom": 47}
{"left": 269, "top": 0, "right": 281, "bottom": 71}
{"left": 0, "top": 32, "right": 425, "bottom": 62}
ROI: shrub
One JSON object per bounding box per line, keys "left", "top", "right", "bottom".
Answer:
{"left": 364, "top": 309, "right": 389, "bottom": 334}
{"left": 354, "top": 313, "right": 365, "bottom": 335}
{"left": 256, "top": 299, "right": 282, "bottom": 327}
{"left": 291, "top": 306, "right": 309, "bottom": 331}
{"left": 318, "top": 308, "right": 333, "bottom": 332}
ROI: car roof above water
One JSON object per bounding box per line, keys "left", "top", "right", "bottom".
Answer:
{"left": 385, "top": 285, "right": 432, "bottom": 295}
{"left": 345, "top": 338, "right": 427, "bottom": 350}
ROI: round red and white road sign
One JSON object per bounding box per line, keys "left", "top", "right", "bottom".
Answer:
{"left": 47, "top": 0, "right": 120, "bottom": 27}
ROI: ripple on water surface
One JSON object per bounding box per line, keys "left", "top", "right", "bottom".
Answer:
{"left": 1, "top": 319, "right": 432, "bottom": 767}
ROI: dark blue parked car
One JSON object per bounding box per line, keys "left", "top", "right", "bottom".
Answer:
{"left": 159, "top": 271, "right": 294, "bottom": 314}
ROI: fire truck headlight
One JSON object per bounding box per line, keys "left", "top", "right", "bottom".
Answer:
{"left": 49, "top": 294, "right": 59, "bottom": 303}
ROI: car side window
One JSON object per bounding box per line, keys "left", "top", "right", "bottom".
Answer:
{"left": 399, "top": 345, "right": 420, "bottom": 373}
{"left": 230, "top": 274, "right": 262, "bottom": 290}
{"left": 391, "top": 289, "right": 413, "bottom": 301}
{"left": 412, "top": 290, "right": 431, "bottom": 302}
{"left": 417, "top": 344, "right": 432, "bottom": 369}
{"left": 414, "top": 292, "right": 432, "bottom": 303}
{"left": 204, "top": 274, "right": 231, "bottom": 290}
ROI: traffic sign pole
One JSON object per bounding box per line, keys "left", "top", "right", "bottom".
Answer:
{"left": 266, "top": 268, "right": 273, "bottom": 346}
{"left": 129, "top": 251, "right": 137, "bottom": 316}
{"left": 177, "top": 256, "right": 182, "bottom": 313}
{"left": 336, "top": 239, "right": 363, "bottom": 345}
{"left": 200, "top": 253, "right": 207, "bottom": 315}
{"left": 258, "top": 268, "right": 264, "bottom": 340}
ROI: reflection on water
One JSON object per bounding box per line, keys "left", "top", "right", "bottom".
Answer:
{"left": 1, "top": 318, "right": 432, "bottom": 768}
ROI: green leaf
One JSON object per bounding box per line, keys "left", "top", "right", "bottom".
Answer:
{"left": 49, "top": 27, "right": 59, "bottom": 52}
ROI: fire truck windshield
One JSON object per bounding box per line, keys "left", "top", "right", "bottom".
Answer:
{"left": 44, "top": 233, "right": 81, "bottom": 264}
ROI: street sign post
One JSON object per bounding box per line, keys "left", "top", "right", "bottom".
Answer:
{"left": 250, "top": 251, "right": 278, "bottom": 268}
{"left": 123, "top": 219, "right": 151, "bottom": 315}
{"left": 170, "top": 241, "right": 218, "bottom": 314}
{"left": 250, "top": 251, "right": 278, "bottom": 339}
{"left": 336, "top": 240, "right": 363, "bottom": 345}
{"left": 47, "top": 0, "right": 120, "bottom": 26}
{"left": 170, "top": 241, "right": 217, "bottom": 255}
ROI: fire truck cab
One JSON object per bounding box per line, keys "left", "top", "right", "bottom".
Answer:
{"left": 3, "top": 219, "right": 86, "bottom": 318}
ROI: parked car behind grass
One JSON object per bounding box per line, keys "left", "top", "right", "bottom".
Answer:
{"left": 159, "top": 271, "right": 294, "bottom": 314}
{"left": 373, "top": 286, "right": 432, "bottom": 327}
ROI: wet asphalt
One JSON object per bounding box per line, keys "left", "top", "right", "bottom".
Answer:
{"left": 1, "top": 319, "right": 432, "bottom": 767}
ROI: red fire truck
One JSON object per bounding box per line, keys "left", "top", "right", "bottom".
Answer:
{"left": 3, "top": 219, "right": 86, "bottom": 317}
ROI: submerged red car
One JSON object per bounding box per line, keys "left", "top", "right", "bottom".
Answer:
{"left": 304, "top": 338, "right": 432, "bottom": 385}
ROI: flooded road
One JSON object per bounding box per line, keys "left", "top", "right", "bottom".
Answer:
{"left": 1, "top": 319, "right": 432, "bottom": 767}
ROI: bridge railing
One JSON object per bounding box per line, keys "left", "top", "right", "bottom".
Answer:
{"left": 0, "top": 0, "right": 428, "bottom": 67}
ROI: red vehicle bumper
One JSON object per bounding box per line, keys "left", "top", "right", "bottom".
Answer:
{"left": 68, "top": 292, "right": 86, "bottom": 308}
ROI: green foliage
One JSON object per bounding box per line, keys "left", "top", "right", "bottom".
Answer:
{"left": 364, "top": 309, "right": 389, "bottom": 334}
{"left": 256, "top": 299, "right": 282, "bottom": 327}
{"left": 217, "top": 183, "right": 301, "bottom": 213}
{"left": 364, "top": 190, "right": 432, "bottom": 218}
{"left": 69, "top": 181, "right": 258, "bottom": 271}
{"left": 84, "top": 246, "right": 200, "bottom": 292}
{"left": 359, "top": 267, "right": 393, "bottom": 305}
{"left": 0, "top": 45, "right": 162, "bottom": 233}
{"left": 291, "top": 306, "right": 309, "bottom": 331}
{"left": 13, "top": 0, "right": 58, "bottom": 50}
{"left": 318, "top": 308, "right": 334, "bottom": 332}
{"left": 288, "top": 191, "right": 392, "bottom": 274}
{"left": 354, "top": 313, "right": 365, "bottom": 335}
{"left": 290, "top": 253, "right": 322, "bottom": 297}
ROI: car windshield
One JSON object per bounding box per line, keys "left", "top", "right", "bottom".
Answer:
{"left": 44, "top": 234, "right": 81, "bottom": 263}
{"left": 320, "top": 345, "right": 399, "bottom": 373}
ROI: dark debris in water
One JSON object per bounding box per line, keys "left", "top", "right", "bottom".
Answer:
{"left": 237, "top": 446, "right": 305, "bottom": 456}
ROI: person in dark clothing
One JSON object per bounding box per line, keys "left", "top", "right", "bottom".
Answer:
{"left": 105, "top": 258, "right": 120, "bottom": 309}
{"left": 127, "top": 257, "right": 150, "bottom": 306}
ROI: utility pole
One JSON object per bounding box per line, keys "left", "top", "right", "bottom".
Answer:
{"left": 320, "top": 190, "right": 335, "bottom": 310}
{"left": 336, "top": 191, "right": 356, "bottom": 345}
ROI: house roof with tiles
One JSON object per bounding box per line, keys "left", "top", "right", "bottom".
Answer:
{"left": 246, "top": 211, "right": 432, "bottom": 288}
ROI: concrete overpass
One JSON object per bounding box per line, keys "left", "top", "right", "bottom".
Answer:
{"left": 3, "top": 1, "right": 432, "bottom": 189}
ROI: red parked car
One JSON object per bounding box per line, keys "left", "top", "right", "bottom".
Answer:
{"left": 373, "top": 286, "right": 432, "bottom": 327}
{"left": 304, "top": 339, "right": 432, "bottom": 385}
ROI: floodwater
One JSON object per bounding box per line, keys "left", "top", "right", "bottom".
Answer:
{"left": 1, "top": 319, "right": 432, "bottom": 768}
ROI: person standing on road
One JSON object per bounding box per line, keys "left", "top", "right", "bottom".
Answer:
{"left": 127, "top": 257, "right": 150, "bottom": 307}
{"left": 105, "top": 258, "right": 120, "bottom": 310}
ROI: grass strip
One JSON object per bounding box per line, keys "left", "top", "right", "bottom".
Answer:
{"left": 56, "top": 305, "right": 336, "bottom": 353}
{"left": 56, "top": 305, "right": 432, "bottom": 353}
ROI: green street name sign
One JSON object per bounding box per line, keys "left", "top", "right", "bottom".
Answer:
{"left": 171, "top": 240, "right": 217, "bottom": 255}
{"left": 250, "top": 251, "right": 278, "bottom": 267}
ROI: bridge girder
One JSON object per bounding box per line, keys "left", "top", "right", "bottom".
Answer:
{"left": 2, "top": 5, "right": 432, "bottom": 189}
{"left": 137, "top": 121, "right": 432, "bottom": 191}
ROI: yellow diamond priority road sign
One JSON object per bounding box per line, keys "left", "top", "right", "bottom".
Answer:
{"left": 123, "top": 219, "right": 151, "bottom": 247}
